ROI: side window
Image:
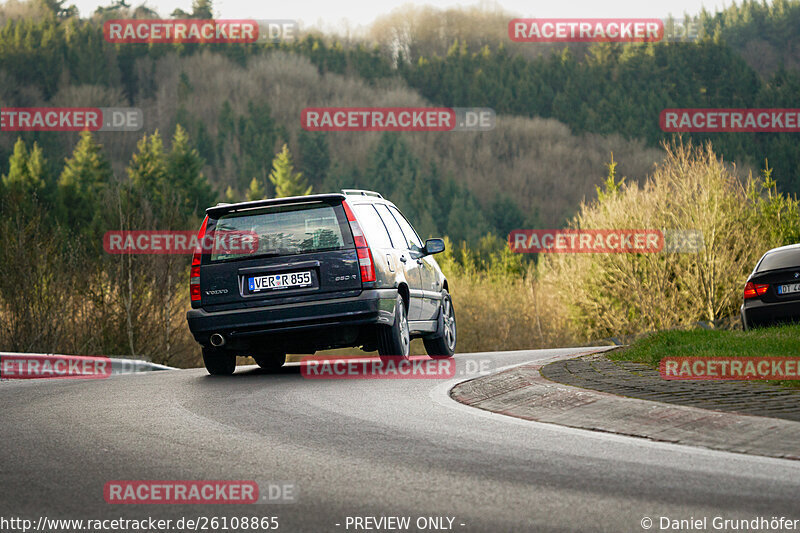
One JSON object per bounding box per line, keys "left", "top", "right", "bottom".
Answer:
{"left": 375, "top": 204, "right": 409, "bottom": 250}
{"left": 388, "top": 206, "right": 423, "bottom": 250}
{"left": 352, "top": 204, "right": 392, "bottom": 249}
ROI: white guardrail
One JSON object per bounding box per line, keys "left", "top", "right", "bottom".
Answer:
{"left": 0, "top": 352, "right": 176, "bottom": 378}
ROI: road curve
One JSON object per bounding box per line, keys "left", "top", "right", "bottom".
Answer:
{"left": 2, "top": 348, "right": 800, "bottom": 532}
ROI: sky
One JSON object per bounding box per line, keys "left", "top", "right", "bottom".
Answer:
{"left": 68, "top": 0, "right": 730, "bottom": 32}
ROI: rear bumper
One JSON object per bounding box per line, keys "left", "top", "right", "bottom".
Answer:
{"left": 741, "top": 299, "right": 800, "bottom": 329}
{"left": 187, "top": 289, "right": 397, "bottom": 348}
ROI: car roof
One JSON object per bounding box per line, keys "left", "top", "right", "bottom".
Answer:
{"left": 763, "top": 243, "right": 800, "bottom": 255}
{"left": 753, "top": 243, "right": 800, "bottom": 275}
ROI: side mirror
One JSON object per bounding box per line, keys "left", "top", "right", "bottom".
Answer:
{"left": 423, "top": 238, "right": 445, "bottom": 256}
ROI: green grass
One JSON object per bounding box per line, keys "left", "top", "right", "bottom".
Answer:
{"left": 609, "top": 324, "right": 800, "bottom": 388}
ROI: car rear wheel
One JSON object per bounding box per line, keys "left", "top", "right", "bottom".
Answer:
{"left": 423, "top": 290, "right": 456, "bottom": 358}
{"left": 202, "top": 347, "right": 236, "bottom": 375}
{"left": 254, "top": 352, "right": 286, "bottom": 372}
{"left": 378, "top": 294, "right": 410, "bottom": 356}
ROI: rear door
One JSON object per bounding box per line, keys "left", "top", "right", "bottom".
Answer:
{"left": 373, "top": 203, "right": 424, "bottom": 320}
{"left": 388, "top": 205, "right": 440, "bottom": 321}
{"left": 350, "top": 203, "right": 397, "bottom": 287}
{"left": 199, "top": 199, "right": 362, "bottom": 309}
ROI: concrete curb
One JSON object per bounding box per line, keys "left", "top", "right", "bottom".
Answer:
{"left": 450, "top": 347, "right": 800, "bottom": 461}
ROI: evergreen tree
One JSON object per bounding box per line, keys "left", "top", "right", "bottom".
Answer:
{"left": 245, "top": 177, "right": 265, "bottom": 200}
{"left": 2, "top": 138, "right": 46, "bottom": 199}
{"left": 127, "top": 130, "right": 169, "bottom": 220}
{"left": 57, "top": 131, "right": 112, "bottom": 229}
{"left": 167, "top": 124, "right": 215, "bottom": 220}
{"left": 365, "top": 133, "right": 436, "bottom": 236}
{"left": 224, "top": 186, "right": 237, "bottom": 203}
{"left": 269, "top": 144, "right": 312, "bottom": 198}
{"left": 298, "top": 130, "right": 330, "bottom": 187}
{"left": 487, "top": 193, "right": 526, "bottom": 237}
{"left": 1, "top": 138, "right": 48, "bottom": 222}
{"left": 445, "top": 191, "right": 491, "bottom": 246}
{"left": 237, "top": 101, "right": 277, "bottom": 188}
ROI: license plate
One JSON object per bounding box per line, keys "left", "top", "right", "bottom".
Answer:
{"left": 248, "top": 271, "right": 312, "bottom": 292}
{"left": 778, "top": 283, "right": 800, "bottom": 295}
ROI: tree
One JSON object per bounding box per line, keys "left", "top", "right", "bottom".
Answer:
{"left": 2, "top": 138, "right": 46, "bottom": 200}
{"left": 245, "top": 177, "right": 265, "bottom": 200}
{"left": 445, "top": 191, "right": 491, "bottom": 246}
{"left": 298, "top": 130, "right": 330, "bottom": 188}
{"left": 487, "top": 193, "right": 525, "bottom": 237}
{"left": 191, "top": 0, "right": 213, "bottom": 18}
{"left": 167, "top": 124, "right": 215, "bottom": 220}
{"left": 41, "top": 0, "right": 78, "bottom": 19}
{"left": 57, "top": 131, "right": 112, "bottom": 230}
{"left": 224, "top": 186, "right": 237, "bottom": 203}
{"left": 365, "top": 133, "right": 436, "bottom": 237}
{"left": 269, "top": 144, "right": 312, "bottom": 198}
{"left": 127, "top": 130, "right": 168, "bottom": 217}
{"left": 237, "top": 101, "right": 277, "bottom": 188}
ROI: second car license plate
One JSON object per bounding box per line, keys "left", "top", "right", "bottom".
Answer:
{"left": 777, "top": 283, "right": 800, "bottom": 295}
{"left": 248, "top": 271, "right": 312, "bottom": 292}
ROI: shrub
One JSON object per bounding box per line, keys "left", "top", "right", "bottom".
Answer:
{"left": 539, "top": 141, "right": 800, "bottom": 341}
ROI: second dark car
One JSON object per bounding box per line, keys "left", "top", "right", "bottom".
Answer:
{"left": 741, "top": 244, "right": 800, "bottom": 330}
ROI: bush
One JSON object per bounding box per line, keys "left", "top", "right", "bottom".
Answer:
{"left": 436, "top": 237, "right": 574, "bottom": 352}
{"left": 539, "top": 141, "right": 800, "bottom": 341}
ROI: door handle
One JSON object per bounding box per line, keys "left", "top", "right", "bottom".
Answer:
{"left": 399, "top": 255, "right": 407, "bottom": 263}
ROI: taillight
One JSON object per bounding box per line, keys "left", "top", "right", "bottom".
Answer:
{"left": 190, "top": 215, "right": 208, "bottom": 302}
{"left": 342, "top": 201, "right": 376, "bottom": 283}
{"left": 744, "top": 281, "right": 768, "bottom": 299}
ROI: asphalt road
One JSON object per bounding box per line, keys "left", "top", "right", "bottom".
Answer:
{"left": 2, "top": 348, "right": 800, "bottom": 533}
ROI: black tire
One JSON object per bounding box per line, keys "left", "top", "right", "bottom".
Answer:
{"left": 202, "top": 347, "right": 236, "bottom": 376}
{"left": 254, "top": 352, "right": 287, "bottom": 372}
{"left": 423, "top": 290, "right": 456, "bottom": 358}
{"left": 377, "top": 294, "right": 411, "bottom": 356}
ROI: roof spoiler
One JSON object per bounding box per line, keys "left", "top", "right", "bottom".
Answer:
{"left": 205, "top": 194, "right": 346, "bottom": 218}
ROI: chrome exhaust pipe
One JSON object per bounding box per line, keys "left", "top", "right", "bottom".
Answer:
{"left": 210, "top": 333, "right": 226, "bottom": 347}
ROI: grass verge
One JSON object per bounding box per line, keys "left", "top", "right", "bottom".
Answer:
{"left": 609, "top": 324, "right": 800, "bottom": 389}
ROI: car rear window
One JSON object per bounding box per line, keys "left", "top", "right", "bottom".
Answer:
{"left": 210, "top": 203, "right": 347, "bottom": 262}
{"left": 756, "top": 248, "right": 800, "bottom": 273}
